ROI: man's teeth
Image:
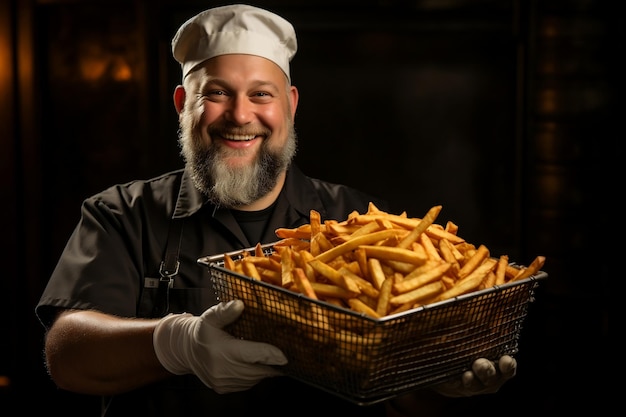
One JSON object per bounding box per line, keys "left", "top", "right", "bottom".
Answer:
{"left": 223, "top": 134, "right": 255, "bottom": 141}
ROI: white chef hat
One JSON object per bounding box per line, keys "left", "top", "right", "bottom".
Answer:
{"left": 171, "top": 4, "right": 298, "bottom": 82}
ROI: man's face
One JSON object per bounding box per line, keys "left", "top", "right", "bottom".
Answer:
{"left": 177, "top": 54, "right": 299, "bottom": 208}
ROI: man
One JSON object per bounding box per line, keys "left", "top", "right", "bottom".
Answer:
{"left": 36, "top": 4, "right": 517, "bottom": 416}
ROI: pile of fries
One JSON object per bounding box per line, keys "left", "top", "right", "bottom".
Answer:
{"left": 223, "top": 203, "right": 545, "bottom": 319}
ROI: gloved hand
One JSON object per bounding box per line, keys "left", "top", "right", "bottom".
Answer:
{"left": 433, "top": 355, "right": 517, "bottom": 397}
{"left": 153, "top": 299, "right": 288, "bottom": 393}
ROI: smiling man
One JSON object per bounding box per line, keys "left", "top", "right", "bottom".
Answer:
{"left": 36, "top": 4, "right": 518, "bottom": 416}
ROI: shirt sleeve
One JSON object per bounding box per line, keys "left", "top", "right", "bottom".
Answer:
{"left": 35, "top": 184, "right": 169, "bottom": 328}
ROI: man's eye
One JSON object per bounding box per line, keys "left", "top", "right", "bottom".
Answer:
{"left": 200, "top": 90, "right": 228, "bottom": 101}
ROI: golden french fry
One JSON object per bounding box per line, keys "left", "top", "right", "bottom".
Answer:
{"left": 389, "top": 301, "right": 414, "bottom": 315}
{"left": 455, "top": 242, "right": 476, "bottom": 256}
{"left": 457, "top": 244, "right": 490, "bottom": 279}
{"left": 223, "top": 253, "right": 236, "bottom": 271}
{"left": 242, "top": 260, "right": 261, "bottom": 280}
{"left": 253, "top": 243, "right": 264, "bottom": 257}
{"left": 263, "top": 298, "right": 330, "bottom": 331}
{"left": 436, "top": 275, "right": 483, "bottom": 301}
{"left": 281, "top": 247, "right": 295, "bottom": 287}
{"left": 348, "top": 298, "right": 381, "bottom": 319}
{"left": 308, "top": 259, "right": 361, "bottom": 294}
{"left": 325, "top": 222, "right": 360, "bottom": 237}
{"left": 436, "top": 258, "right": 497, "bottom": 301}
{"left": 360, "top": 245, "right": 428, "bottom": 266}
{"left": 348, "top": 220, "right": 383, "bottom": 238}
{"left": 343, "top": 260, "right": 361, "bottom": 275}
{"left": 294, "top": 249, "right": 317, "bottom": 282}
{"left": 375, "top": 217, "right": 397, "bottom": 230}
{"left": 441, "top": 239, "right": 465, "bottom": 263}
{"left": 310, "top": 209, "right": 321, "bottom": 237}
{"left": 505, "top": 263, "right": 521, "bottom": 280}
{"left": 293, "top": 267, "right": 318, "bottom": 299}
{"left": 441, "top": 275, "right": 455, "bottom": 290}
{"left": 309, "top": 282, "right": 359, "bottom": 299}
{"left": 337, "top": 266, "right": 380, "bottom": 299}
{"left": 275, "top": 224, "right": 311, "bottom": 240}
{"left": 274, "top": 237, "right": 311, "bottom": 251}
{"left": 420, "top": 233, "right": 442, "bottom": 261}
{"left": 314, "top": 229, "right": 403, "bottom": 264}
{"left": 480, "top": 271, "right": 496, "bottom": 290}
{"left": 397, "top": 205, "right": 442, "bottom": 249}
{"left": 243, "top": 256, "right": 281, "bottom": 271}
{"left": 494, "top": 255, "right": 509, "bottom": 285}
{"left": 324, "top": 297, "right": 346, "bottom": 308}
{"left": 424, "top": 227, "right": 465, "bottom": 245}
{"left": 410, "top": 242, "right": 428, "bottom": 262}
{"left": 381, "top": 260, "right": 417, "bottom": 274}
{"left": 311, "top": 232, "right": 334, "bottom": 255}
{"left": 444, "top": 221, "right": 459, "bottom": 234}
{"left": 366, "top": 201, "right": 386, "bottom": 214}
{"left": 356, "top": 293, "right": 377, "bottom": 310}
{"left": 393, "top": 262, "right": 451, "bottom": 294}
{"left": 390, "top": 280, "right": 443, "bottom": 306}
{"left": 438, "top": 239, "right": 460, "bottom": 273}
{"left": 259, "top": 268, "right": 281, "bottom": 285}
{"left": 376, "top": 278, "right": 393, "bottom": 317}
{"left": 354, "top": 248, "right": 370, "bottom": 280}
{"left": 367, "top": 258, "right": 387, "bottom": 290}
{"left": 512, "top": 256, "right": 546, "bottom": 281}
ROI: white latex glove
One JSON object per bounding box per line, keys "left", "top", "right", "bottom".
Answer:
{"left": 433, "top": 355, "right": 517, "bottom": 398}
{"left": 153, "top": 299, "right": 288, "bottom": 393}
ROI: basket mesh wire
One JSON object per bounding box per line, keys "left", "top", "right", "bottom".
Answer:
{"left": 199, "top": 248, "right": 546, "bottom": 405}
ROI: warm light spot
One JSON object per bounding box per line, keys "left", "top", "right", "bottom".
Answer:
{"left": 79, "top": 56, "right": 108, "bottom": 81}
{"left": 0, "top": 375, "right": 10, "bottom": 387}
{"left": 112, "top": 57, "right": 132, "bottom": 81}
{"left": 538, "top": 89, "right": 557, "bottom": 114}
{"left": 0, "top": 37, "right": 9, "bottom": 85}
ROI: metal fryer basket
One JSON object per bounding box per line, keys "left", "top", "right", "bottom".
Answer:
{"left": 198, "top": 246, "right": 547, "bottom": 405}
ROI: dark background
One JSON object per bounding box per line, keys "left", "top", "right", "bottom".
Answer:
{"left": 1, "top": 0, "right": 619, "bottom": 415}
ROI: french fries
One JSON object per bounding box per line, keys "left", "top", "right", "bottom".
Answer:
{"left": 222, "top": 203, "right": 546, "bottom": 319}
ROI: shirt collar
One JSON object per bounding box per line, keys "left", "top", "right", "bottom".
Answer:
{"left": 172, "top": 168, "right": 206, "bottom": 219}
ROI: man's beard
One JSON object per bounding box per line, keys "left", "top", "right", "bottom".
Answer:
{"left": 178, "top": 116, "right": 297, "bottom": 208}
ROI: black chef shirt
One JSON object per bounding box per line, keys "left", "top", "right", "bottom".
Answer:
{"left": 36, "top": 164, "right": 391, "bottom": 416}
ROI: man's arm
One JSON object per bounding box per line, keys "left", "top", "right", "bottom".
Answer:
{"left": 44, "top": 301, "right": 289, "bottom": 396}
{"left": 44, "top": 309, "right": 170, "bottom": 395}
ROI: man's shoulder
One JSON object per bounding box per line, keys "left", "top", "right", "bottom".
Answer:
{"left": 313, "top": 178, "right": 387, "bottom": 207}
{"left": 86, "top": 169, "right": 185, "bottom": 210}
{"left": 286, "top": 165, "right": 389, "bottom": 218}
{"left": 124, "top": 169, "right": 185, "bottom": 191}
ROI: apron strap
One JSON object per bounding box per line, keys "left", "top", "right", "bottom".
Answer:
{"left": 152, "top": 217, "right": 185, "bottom": 318}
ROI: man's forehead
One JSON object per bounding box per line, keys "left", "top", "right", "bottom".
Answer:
{"left": 186, "top": 54, "right": 288, "bottom": 87}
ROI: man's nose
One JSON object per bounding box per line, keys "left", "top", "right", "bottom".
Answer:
{"left": 225, "top": 96, "right": 254, "bottom": 125}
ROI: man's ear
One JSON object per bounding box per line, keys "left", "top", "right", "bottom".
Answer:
{"left": 289, "top": 85, "right": 299, "bottom": 119}
{"left": 173, "top": 85, "right": 186, "bottom": 114}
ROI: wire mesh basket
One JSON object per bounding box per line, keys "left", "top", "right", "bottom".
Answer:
{"left": 198, "top": 246, "right": 547, "bottom": 405}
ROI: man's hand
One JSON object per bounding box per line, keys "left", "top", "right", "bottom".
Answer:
{"left": 433, "top": 355, "right": 517, "bottom": 397}
{"left": 153, "top": 300, "right": 288, "bottom": 393}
